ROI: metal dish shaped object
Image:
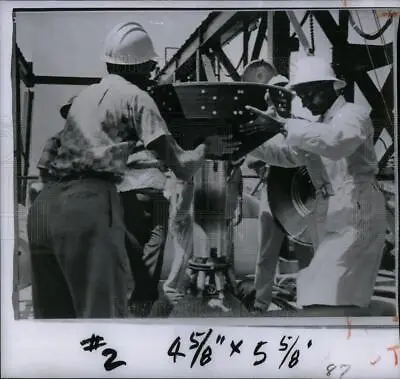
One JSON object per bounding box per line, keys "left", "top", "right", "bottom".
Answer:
{"left": 267, "top": 166, "right": 316, "bottom": 246}
{"left": 148, "top": 82, "right": 283, "bottom": 161}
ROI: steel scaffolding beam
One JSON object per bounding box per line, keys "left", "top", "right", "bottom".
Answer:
{"left": 155, "top": 11, "right": 263, "bottom": 83}
{"left": 34, "top": 76, "right": 100, "bottom": 86}
{"left": 153, "top": 9, "right": 396, "bottom": 177}
{"left": 251, "top": 14, "right": 268, "bottom": 61}
{"left": 16, "top": 45, "right": 34, "bottom": 88}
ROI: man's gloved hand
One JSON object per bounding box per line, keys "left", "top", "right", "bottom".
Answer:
{"left": 247, "top": 159, "right": 269, "bottom": 181}
{"left": 266, "top": 85, "right": 295, "bottom": 118}
{"left": 256, "top": 164, "right": 269, "bottom": 180}
{"left": 247, "top": 158, "right": 265, "bottom": 171}
{"left": 240, "top": 105, "right": 286, "bottom": 136}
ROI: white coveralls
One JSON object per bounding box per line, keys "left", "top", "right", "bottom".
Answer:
{"left": 242, "top": 156, "right": 286, "bottom": 310}
{"left": 255, "top": 96, "right": 386, "bottom": 307}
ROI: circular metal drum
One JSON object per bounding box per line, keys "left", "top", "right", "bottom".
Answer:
{"left": 267, "top": 166, "right": 316, "bottom": 246}
{"left": 192, "top": 160, "right": 239, "bottom": 256}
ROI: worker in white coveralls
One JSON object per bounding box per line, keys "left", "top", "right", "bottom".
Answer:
{"left": 244, "top": 56, "right": 386, "bottom": 315}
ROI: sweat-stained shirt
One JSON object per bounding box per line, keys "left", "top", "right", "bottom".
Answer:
{"left": 44, "top": 74, "right": 170, "bottom": 190}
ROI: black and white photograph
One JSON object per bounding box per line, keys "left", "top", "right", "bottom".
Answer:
{"left": 11, "top": 6, "right": 398, "bottom": 321}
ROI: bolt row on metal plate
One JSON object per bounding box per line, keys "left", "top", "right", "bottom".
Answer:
{"left": 154, "top": 91, "right": 249, "bottom": 114}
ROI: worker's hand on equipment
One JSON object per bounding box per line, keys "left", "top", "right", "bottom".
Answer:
{"left": 203, "top": 134, "right": 241, "bottom": 158}
{"left": 255, "top": 164, "right": 269, "bottom": 180}
{"left": 246, "top": 104, "right": 288, "bottom": 123}
{"left": 264, "top": 104, "right": 290, "bottom": 123}
{"left": 247, "top": 159, "right": 266, "bottom": 176}
{"left": 266, "top": 86, "right": 295, "bottom": 118}
{"left": 240, "top": 105, "right": 285, "bottom": 136}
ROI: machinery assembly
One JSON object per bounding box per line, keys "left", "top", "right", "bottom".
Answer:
{"left": 12, "top": 8, "right": 397, "bottom": 319}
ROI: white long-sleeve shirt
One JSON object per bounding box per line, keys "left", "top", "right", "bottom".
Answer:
{"left": 249, "top": 95, "right": 386, "bottom": 307}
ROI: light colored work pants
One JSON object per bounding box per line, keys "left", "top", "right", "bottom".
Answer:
{"left": 254, "top": 185, "right": 286, "bottom": 310}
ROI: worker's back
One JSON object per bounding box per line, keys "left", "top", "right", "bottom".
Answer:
{"left": 48, "top": 74, "right": 169, "bottom": 182}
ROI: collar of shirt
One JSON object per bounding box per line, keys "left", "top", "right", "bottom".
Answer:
{"left": 102, "top": 73, "right": 127, "bottom": 84}
{"left": 322, "top": 95, "right": 346, "bottom": 122}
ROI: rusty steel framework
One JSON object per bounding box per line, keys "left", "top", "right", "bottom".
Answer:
{"left": 12, "top": 10, "right": 397, "bottom": 204}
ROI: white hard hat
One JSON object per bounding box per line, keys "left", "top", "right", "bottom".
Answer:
{"left": 268, "top": 74, "right": 289, "bottom": 87}
{"left": 241, "top": 59, "right": 277, "bottom": 83}
{"left": 102, "top": 22, "right": 159, "bottom": 65}
{"left": 264, "top": 75, "right": 291, "bottom": 102}
{"left": 290, "top": 56, "right": 346, "bottom": 91}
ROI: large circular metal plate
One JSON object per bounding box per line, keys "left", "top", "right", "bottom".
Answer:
{"left": 267, "top": 166, "right": 316, "bottom": 246}
{"left": 148, "top": 82, "right": 283, "bottom": 161}
{"left": 149, "top": 82, "right": 272, "bottom": 122}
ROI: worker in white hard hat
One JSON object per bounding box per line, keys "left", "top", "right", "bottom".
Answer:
{"left": 244, "top": 56, "right": 386, "bottom": 315}
{"left": 240, "top": 60, "right": 295, "bottom": 312}
{"left": 241, "top": 59, "right": 277, "bottom": 84}
{"left": 27, "top": 22, "right": 239, "bottom": 319}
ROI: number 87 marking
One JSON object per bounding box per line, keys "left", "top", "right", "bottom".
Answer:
{"left": 326, "top": 363, "right": 351, "bottom": 378}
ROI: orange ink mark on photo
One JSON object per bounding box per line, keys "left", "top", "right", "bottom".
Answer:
{"left": 370, "top": 355, "right": 381, "bottom": 366}
{"left": 376, "top": 10, "right": 400, "bottom": 18}
{"left": 346, "top": 317, "right": 352, "bottom": 339}
{"left": 392, "top": 315, "right": 399, "bottom": 323}
{"left": 341, "top": 0, "right": 348, "bottom": 8}
{"left": 387, "top": 345, "right": 400, "bottom": 367}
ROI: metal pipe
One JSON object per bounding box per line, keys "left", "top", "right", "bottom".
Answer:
{"left": 34, "top": 76, "right": 100, "bottom": 86}
{"left": 392, "top": 17, "right": 399, "bottom": 306}
{"left": 290, "top": 11, "right": 310, "bottom": 38}
{"left": 156, "top": 12, "right": 262, "bottom": 82}
{"left": 251, "top": 14, "right": 269, "bottom": 61}
{"left": 243, "top": 20, "right": 250, "bottom": 67}
{"left": 286, "top": 11, "right": 312, "bottom": 54}
{"left": 211, "top": 45, "right": 241, "bottom": 81}
{"left": 16, "top": 45, "right": 34, "bottom": 87}
{"left": 164, "top": 46, "right": 179, "bottom": 65}
{"left": 21, "top": 90, "right": 34, "bottom": 199}
{"left": 17, "top": 175, "right": 40, "bottom": 180}
{"left": 196, "top": 25, "right": 205, "bottom": 81}
{"left": 14, "top": 33, "right": 22, "bottom": 199}
{"left": 267, "top": 11, "right": 274, "bottom": 62}
{"left": 196, "top": 38, "right": 201, "bottom": 81}
{"left": 12, "top": 12, "right": 21, "bottom": 319}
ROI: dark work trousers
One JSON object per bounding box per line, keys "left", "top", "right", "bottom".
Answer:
{"left": 120, "top": 190, "right": 169, "bottom": 317}
{"left": 27, "top": 178, "right": 130, "bottom": 319}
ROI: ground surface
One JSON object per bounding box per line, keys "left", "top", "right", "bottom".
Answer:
{"left": 16, "top": 270, "right": 397, "bottom": 319}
